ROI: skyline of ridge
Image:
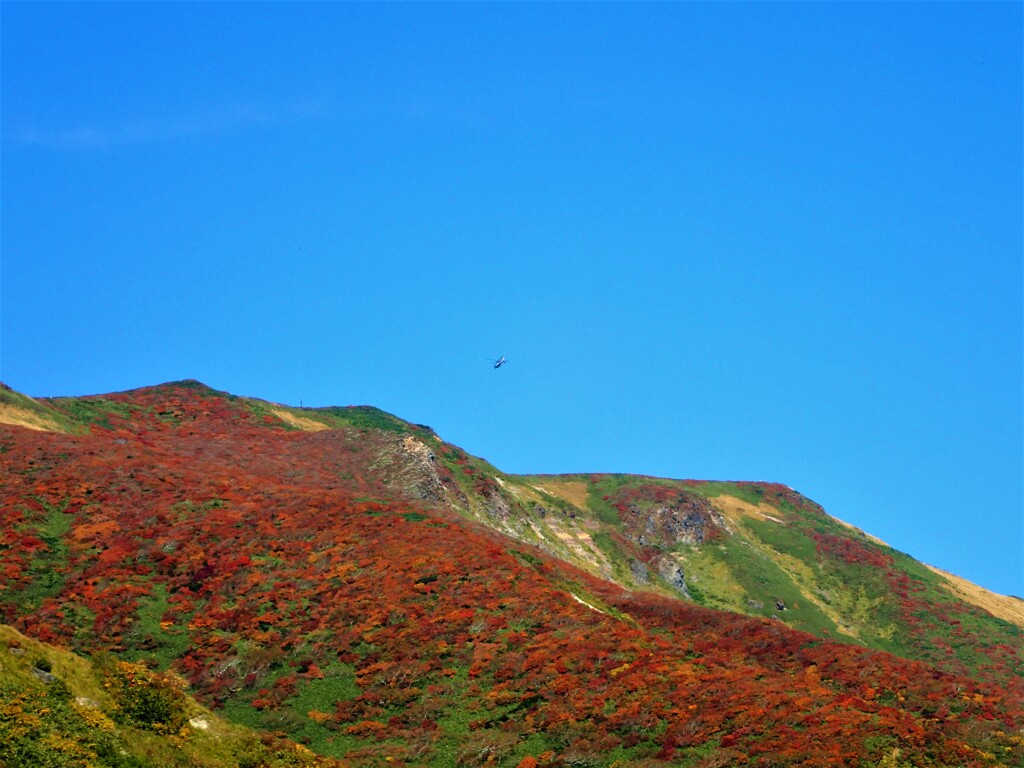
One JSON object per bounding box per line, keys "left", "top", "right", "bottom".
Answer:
{"left": 2, "top": 375, "right": 1020, "bottom": 603}
{"left": 2, "top": 3, "right": 1020, "bottom": 598}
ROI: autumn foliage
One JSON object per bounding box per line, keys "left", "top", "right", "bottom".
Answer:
{"left": 1, "top": 381, "right": 1022, "bottom": 766}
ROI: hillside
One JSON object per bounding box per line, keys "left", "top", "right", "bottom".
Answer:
{"left": 0, "top": 622, "right": 342, "bottom": 768}
{"left": 0, "top": 622, "right": 348, "bottom": 765}
{"left": 462, "top": 473, "right": 1024, "bottom": 685}
{"left": 1, "top": 380, "right": 1022, "bottom": 767}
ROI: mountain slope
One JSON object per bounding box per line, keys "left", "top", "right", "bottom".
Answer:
{"left": 1, "top": 380, "right": 1021, "bottom": 767}
{"left": 0, "top": 622, "right": 341, "bottom": 768}
{"left": 463, "top": 473, "right": 1023, "bottom": 686}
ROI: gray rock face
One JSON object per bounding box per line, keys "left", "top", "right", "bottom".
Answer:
{"left": 629, "top": 558, "right": 650, "bottom": 583}
{"left": 484, "top": 489, "right": 511, "bottom": 520}
{"left": 622, "top": 491, "right": 725, "bottom": 549}
{"left": 657, "top": 558, "right": 690, "bottom": 598}
{"left": 385, "top": 434, "right": 445, "bottom": 502}
{"left": 32, "top": 667, "right": 56, "bottom": 683}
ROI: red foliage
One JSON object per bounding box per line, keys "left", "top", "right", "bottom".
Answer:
{"left": 0, "top": 381, "right": 1021, "bottom": 766}
{"left": 811, "top": 530, "right": 894, "bottom": 568}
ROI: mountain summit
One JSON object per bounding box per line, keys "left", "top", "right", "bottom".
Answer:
{"left": 1, "top": 381, "right": 1021, "bottom": 767}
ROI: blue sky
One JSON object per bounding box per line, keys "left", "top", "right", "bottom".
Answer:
{"left": 2, "top": 3, "right": 1021, "bottom": 597}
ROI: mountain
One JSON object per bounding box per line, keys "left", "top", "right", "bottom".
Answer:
{"left": 1, "top": 380, "right": 1021, "bottom": 767}
{"left": 462, "top": 473, "right": 1024, "bottom": 684}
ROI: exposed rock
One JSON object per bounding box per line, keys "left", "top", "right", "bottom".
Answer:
{"left": 401, "top": 434, "right": 434, "bottom": 463}
{"left": 622, "top": 490, "right": 725, "bottom": 549}
{"left": 657, "top": 558, "right": 690, "bottom": 598}
{"left": 387, "top": 434, "right": 445, "bottom": 502}
{"left": 32, "top": 667, "right": 56, "bottom": 683}
{"left": 629, "top": 559, "right": 650, "bottom": 583}
{"left": 484, "top": 489, "right": 511, "bottom": 520}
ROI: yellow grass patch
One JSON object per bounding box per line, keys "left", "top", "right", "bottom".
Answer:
{"left": 530, "top": 479, "right": 590, "bottom": 511}
{"left": 0, "top": 403, "right": 64, "bottom": 432}
{"left": 927, "top": 566, "right": 1024, "bottom": 628}
{"left": 712, "top": 494, "right": 788, "bottom": 527}
{"left": 269, "top": 408, "right": 331, "bottom": 432}
{"left": 0, "top": 624, "right": 112, "bottom": 708}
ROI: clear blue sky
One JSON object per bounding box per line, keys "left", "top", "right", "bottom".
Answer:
{"left": 2, "top": 3, "right": 1021, "bottom": 596}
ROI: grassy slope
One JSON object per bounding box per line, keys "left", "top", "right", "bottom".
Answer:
{"left": 0, "top": 383, "right": 80, "bottom": 433}
{"left": 0, "top": 623, "right": 340, "bottom": 768}
{"left": 506, "top": 473, "right": 1023, "bottom": 686}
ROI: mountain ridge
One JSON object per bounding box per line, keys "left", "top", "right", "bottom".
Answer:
{"left": 2, "top": 379, "right": 1022, "bottom": 766}
{"left": 2, "top": 379, "right": 1020, "bottom": 627}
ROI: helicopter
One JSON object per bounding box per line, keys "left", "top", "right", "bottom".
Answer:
{"left": 493, "top": 355, "right": 507, "bottom": 369}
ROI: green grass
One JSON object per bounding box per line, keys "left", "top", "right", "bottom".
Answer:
{"left": 60, "top": 601, "right": 98, "bottom": 646}
{"left": 13, "top": 499, "right": 73, "bottom": 612}
{"left": 589, "top": 530, "right": 640, "bottom": 585}
{"left": 742, "top": 516, "right": 820, "bottom": 564}
{"left": 314, "top": 405, "right": 412, "bottom": 434}
{"left": 737, "top": 517, "right": 915, "bottom": 644}
{"left": 583, "top": 475, "right": 633, "bottom": 527}
{"left": 241, "top": 665, "right": 362, "bottom": 758}
{"left": 47, "top": 397, "right": 146, "bottom": 431}
{"left": 287, "top": 666, "right": 358, "bottom": 713}
{"left": 124, "top": 583, "right": 192, "bottom": 669}
{"left": 241, "top": 399, "right": 301, "bottom": 429}
{"left": 0, "top": 624, "right": 333, "bottom": 768}
{"left": 696, "top": 532, "right": 841, "bottom": 638}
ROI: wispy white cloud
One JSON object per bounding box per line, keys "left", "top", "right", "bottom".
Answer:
{"left": 5, "top": 101, "right": 320, "bottom": 150}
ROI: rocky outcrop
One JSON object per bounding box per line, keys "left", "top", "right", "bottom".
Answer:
{"left": 483, "top": 487, "right": 512, "bottom": 520}
{"left": 370, "top": 434, "right": 448, "bottom": 503}
{"left": 629, "top": 558, "right": 650, "bottom": 583}
{"left": 398, "top": 435, "right": 446, "bottom": 502}
{"left": 657, "top": 558, "right": 690, "bottom": 598}
{"left": 621, "top": 490, "right": 725, "bottom": 548}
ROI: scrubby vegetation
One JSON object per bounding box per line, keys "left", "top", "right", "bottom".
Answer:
{"left": 1, "top": 380, "right": 1021, "bottom": 766}
{"left": 0, "top": 624, "right": 342, "bottom": 768}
